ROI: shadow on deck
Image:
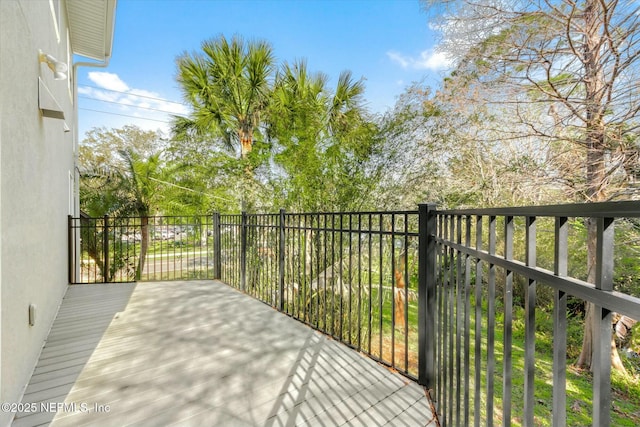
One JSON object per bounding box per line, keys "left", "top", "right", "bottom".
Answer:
{"left": 12, "top": 280, "right": 435, "bottom": 427}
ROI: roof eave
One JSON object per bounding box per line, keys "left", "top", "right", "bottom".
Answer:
{"left": 66, "top": 0, "right": 117, "bottom": 62}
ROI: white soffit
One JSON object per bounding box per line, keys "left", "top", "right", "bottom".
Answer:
{"left": 66, "top": 0, "right": 117, "bottom": 61}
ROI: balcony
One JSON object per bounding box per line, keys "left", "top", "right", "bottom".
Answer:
{"left": 12, "top": 201, "right": 640, "bottom": 426}
{"left": 12, "top": 280, "right": 434, "bottom": 426}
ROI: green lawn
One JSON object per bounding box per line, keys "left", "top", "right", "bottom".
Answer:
{"left": 438, "top": 299, "right": 640, "bottom": 426}
{"left": 279, "top": 278, "right": 640, "bottom": 425}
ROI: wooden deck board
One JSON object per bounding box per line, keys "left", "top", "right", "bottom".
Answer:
{"left": 12, "top": 280, "right": 435, "bottom": 426}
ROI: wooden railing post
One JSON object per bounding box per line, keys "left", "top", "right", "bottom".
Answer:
{"left": 213, "top": 213, "right": 221, "bottom": 280}
{"left": 418, "top": 203, "right": 437, "bottom": 390}
{"left": 279, "top": 209, "right": 286, "bottom": 312}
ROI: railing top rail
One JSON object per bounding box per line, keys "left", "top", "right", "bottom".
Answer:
{"left": 435, "top": 200, "right": 640, "bottom": 218}
{"left": 220, "top": 210, "right": 419, "bottom": 216}
{"left": 282, "top": 210, "right": 419, "bottom": 216}
{"left": 76, "top": 201, "right": 640, "bottom": 221}
{"left": 74, "top": 214, "right": 214, "bottom": 220}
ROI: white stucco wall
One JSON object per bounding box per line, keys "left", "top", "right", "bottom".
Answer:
{"left": 0, "top": 1, "right": 74, "bottom": 425}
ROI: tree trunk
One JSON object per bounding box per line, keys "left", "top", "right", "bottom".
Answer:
{"left": 394, "top": 253, "right": 406, "bottom": 329}
{"left": 136, "top": 216, "right": 149, "bottom": 281}
{"left": 577, "top": 302, "right": 595, "bottom": 368}
{"left": 239, "top": 127, "right": 253, "bottom": 159}
{"left": 575, "top": 0, "right": 627, "bottom": 374}
{"left": 239, "top": 127, "right": 253, "bottom": 212}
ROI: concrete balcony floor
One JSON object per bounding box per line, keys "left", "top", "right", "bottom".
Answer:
{"left": 12, "top": 280, "right": 435, "bottom": 426}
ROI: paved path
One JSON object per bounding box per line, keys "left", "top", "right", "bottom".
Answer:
{"left": 12, "top": 280, "right": 436, "bottom": 426}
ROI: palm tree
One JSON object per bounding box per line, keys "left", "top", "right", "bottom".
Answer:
{"left": 176, "top": 34, "right": 275, "bottom": 161}
{"left": 78, "top": 148, "right": 164, "bottom": 281}
{"left": 117, "top": 148, "right": 163, "bottom": 280}
{"left": 271, "top": 61, "right": 365, "bottom": 141}
{"left": 327, "top": 70, "right": 366, "bottom": 139}
{"left": 176, "top": 35, "right": 274, "bottom": 212}
{"left": 269, "top": 60, "right": 371, "bottom": 211}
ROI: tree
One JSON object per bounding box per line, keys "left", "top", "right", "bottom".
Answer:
{"left": 80, "top": 125, "right": 165, "bottom": 172}
{"left": 175, "top": 35, "right": 275, "bottom": 210}
{"left": 79, "top": 126, "right": 167, "bottom": 280}
{"left": 116, "top": 148, "right": 164, "bottom": 279}
{"left": 372, "top": 82, "right": 452, "bottom": 209}
{"left": 423, "top": 0, "right": 640, "bottom": 372}
{"left": 268, "top": 59, "right": 379, "bottom": 211}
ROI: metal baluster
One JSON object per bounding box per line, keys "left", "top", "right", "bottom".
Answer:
{"left": 455, "top": 214, "right": 463, "bottom": 426}
{"left": 474, "top": 215, "right": 483, "bottom": 427}
{"left": 464, "top": 215, "right": 472, "bottom": 427}
{"left": 524, "top": 216, "right": 537, "bottom": 427}
{"left": 503, "top": 215, "right": 514, "bottom": 427}
{"left": 552, "top": 216, "right": 568, "bottom": 427}
{"left": 593, "top": 217, "right": 614, "bottom": 427}
{"left": 487, "top": 215, "right": 497, "bottom": 427}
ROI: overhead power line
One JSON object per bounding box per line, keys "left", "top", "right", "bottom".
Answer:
{"left": 148, "top": 177, "right": 233, "bottom": 201}
{"left": 79, "top": 107, "right": 172, "bottom": 124}
{"left": 79, "top": 84, "right": 187, "bottom": 106}
{"left": 79, "top": 95, "right": 188, "bottom": 116}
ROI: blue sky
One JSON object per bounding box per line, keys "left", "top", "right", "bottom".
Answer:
{"left": 77, "top": 0, "right": 450, "bottom": 138}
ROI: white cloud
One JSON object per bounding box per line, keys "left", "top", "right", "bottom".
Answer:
{"left": 129, "top": 88, "right": 159, "bottom": 97}
{"left": 162, "top": 101, "right": 190, "bottom": 116}
{"left": 79, "top": 72, "right": 190, "bottom": 136}
{"left": 94, "top": 90, "right": 120, "bottom": 103}
{"left": 387, "top": 49, "right": 453, "bottom": 71}
{"left": 77, "top": 86, "right": 92, "bottom": 95}
{"left": 88, "top": 71, "right": 130, "bottom": 92}
{"left": 417, "top": 50, "right": 453, "bottom": 70}
{"left": 387, "top": 51, "right": 410, "bottom": 68}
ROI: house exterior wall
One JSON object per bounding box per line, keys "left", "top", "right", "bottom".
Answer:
{"left": 0, "top": 1, "right": 75, "bottom": 424}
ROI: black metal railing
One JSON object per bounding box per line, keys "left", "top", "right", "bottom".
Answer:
{"left": 426, "top": 202, "right": 640, "bottom": 427}
{"left": 219, "top": 210, "right": 420, "bottom": 378}
{"left": 68, "top": 214, "right": 215, "bottom": 283}
{"left": 68, "top": 201, "right": 640, "bottom": 426}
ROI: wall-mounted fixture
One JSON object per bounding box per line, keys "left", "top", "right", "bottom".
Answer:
{"left": 38, "top": 49, "right": 68, "bottom": 80}
{"left": 29, "top": 304, "right": 36, "bottom": 326}
{"left": 38, "top": 77, "right": 65, "bottom": 119}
